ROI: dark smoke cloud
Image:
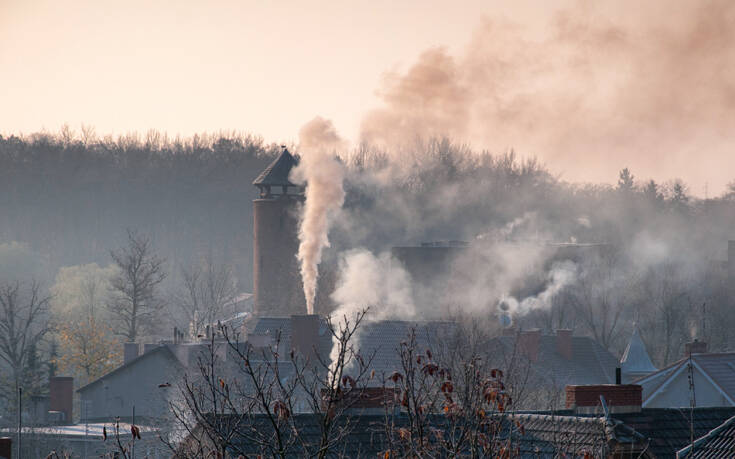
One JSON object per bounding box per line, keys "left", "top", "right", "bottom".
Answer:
{"left": 360, "top": 0, "right": 735, "bottom": 193}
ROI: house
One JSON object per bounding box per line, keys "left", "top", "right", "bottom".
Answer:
{"left": 175, "top": 383, "right": 735, "bottom": 458}
{"left": 677, "top": 414, "right": 735, "bottom": 458}
{"left": 484, "top": 329, "right": 621, "bottom": 408}
{"left": 635, "top": 340, "right": 735, "bottom": 408}
{"left": 77, "top": 341, "right": 207, "bottom": 422}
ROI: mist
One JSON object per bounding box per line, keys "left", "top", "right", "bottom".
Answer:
{"left": 360, "top": 0, "right": 735, "bottom": 195}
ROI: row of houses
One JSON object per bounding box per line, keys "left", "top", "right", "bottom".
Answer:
{"left": 7, "top": 317, "right": 735, "bottom": 457}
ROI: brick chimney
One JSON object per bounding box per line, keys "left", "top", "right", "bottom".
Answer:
{"left": 685, "top": 339, "right": 708, "bottom": 356}
{"left": 321, "top": 387, "right": 398, "bottom": 414}
{"left": 123, "top": 342, "right": 139, "bottom": 365}
{"left": 0, "top": 437, "right": 10, "bottom": 459}
{"left": 517, "top": 329, "right": 541, "bottom": 362}
{"left": 566, "top": 384, "right": 642, "bottom": 414}
{"left": 291, "top": 315, "right": 320, "bottom": 361}
{"left": 49, "top": 376, "right": 74, "bottom": 423}
{"left": 556, "top": 329, "right": 573, "bottom": 360}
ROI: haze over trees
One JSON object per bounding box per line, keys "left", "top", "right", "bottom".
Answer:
{"left": 0, "top": 128, "right": 735, "bottom": 433}
{"left": 108, "top": 230, "right": 167, "bottom": 342}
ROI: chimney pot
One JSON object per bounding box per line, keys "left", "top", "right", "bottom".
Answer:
{"left": 685, "top": 339, "right": 708, "bottom": 356}
{"left": 556, "top": 329, "right": 573, "bottom": 360}
{"left": 566, "top": 384, "right": 642, "bottom": 414}
{"left": 123, "top": 343, "right": 139, "bottom": 365}
{"left": 291, "top": 314, "right": 320, "bottom": 361}
{"left": 616, "top": 367, "right": 622, "bottom": 385}
{"left": 0, "top": 437, "right": 11, "bottom": 459}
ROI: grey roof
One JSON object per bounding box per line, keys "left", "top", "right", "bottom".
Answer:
{"left": 492, "top": 335, "right": 619, "bottom": 387}
{"left": 612, "top": 407, "right": 735, "bottom": 458}
{"left": 508, "top": 413, "right": 649, "bottom": 457}
{"left": 252, "top": 148, "right": 299, "bottom": 187}
{"left": 77, "top": 342, "right": 213, "bottom": 392}
{"left": 637, "top": 353, "right": 735, "bottom": 406}
{"left": 182, "top": 411, "right": 651, "bottom": 458}
{"left": 250, "top": 317, "right": 457, "bottom": 380}
{"left": 77, "top": 345, "right": 182, "bottom": 392}
{"left": 621, "top": 326, "right": 657, "bottom": 375}
{"left": 678, "top": 414, "right": 735, "bottom": 458}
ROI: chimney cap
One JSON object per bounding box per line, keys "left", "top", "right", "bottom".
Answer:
{"left": 253, "top": 148, "right": 300, "bottom": 188}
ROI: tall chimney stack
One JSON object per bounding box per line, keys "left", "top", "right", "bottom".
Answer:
{"left": 252, "top": 148, "right": 306, "bottom": 317}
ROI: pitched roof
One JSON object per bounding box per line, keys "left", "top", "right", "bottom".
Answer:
{"left": 76, "top": 345, "right": 183, "bottom": 392}
{"left": 612, "top": 407, "right": 735, "bottom": 458}
{"left": 77, "top": 342, "right": 212, "bottom": 392}
{"left": 508, "top": 413, "right": 649, "bottom": 457}
{"left": 182, "top": 411, "right": 652, "bottom": 458}
{"left": 621, "top": 326, "right": 657, "bottom": 375}
{"left": 491, "top": 335, "right": 619, "bottom": 387}
{"left": 636, "top": 353, "right": 735, "bottom": 406}
{"left": 250, "top": 317, "right": 458, "bottom": 380}
{"left": 252, "top": 148, "right": 300, "bottom": 187}
{"left": 677, "top": 414, "right": 735, "bottom": 458}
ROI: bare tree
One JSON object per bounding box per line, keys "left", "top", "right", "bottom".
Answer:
{"left": 0, "top": 281, "right": 51, "bottom": 407}
{"left": 174, "top": 254, "right": 238, "bottom": 338}
{"left": 108, "top": 230, "right": 166, "bottom": 342}
{"left": 380, "top": 327, "right": 519, "bottom": 457}
{"left": 165, "top": 310, "right": 374, "bottom": 458}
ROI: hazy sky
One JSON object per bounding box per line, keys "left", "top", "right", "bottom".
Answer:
{"left": 2, "top": 0, "right": 733, "bottom": 194}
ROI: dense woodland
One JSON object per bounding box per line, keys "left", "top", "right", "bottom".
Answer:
{"left": 1, "top": 128, "right": 735, "bottom": 426}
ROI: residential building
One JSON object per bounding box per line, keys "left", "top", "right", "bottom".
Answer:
{"left": 635, "top": 340, "right": 735, "bottom": 408}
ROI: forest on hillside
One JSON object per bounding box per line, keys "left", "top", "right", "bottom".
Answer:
{"left": 1, "top": 129, "right": 735, "bottom": 407}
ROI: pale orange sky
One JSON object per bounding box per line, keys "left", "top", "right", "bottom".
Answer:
{"left": 2, "top": 0, "right": 733, "bottom": 195}
{"left": 1, "top": 0, "right": 551, "bottom": 141}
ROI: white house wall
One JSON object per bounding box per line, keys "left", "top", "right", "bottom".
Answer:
{"left": 644, "top": 366, "right": 733, "bottom": 408}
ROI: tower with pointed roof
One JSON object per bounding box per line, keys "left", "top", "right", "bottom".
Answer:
{"left": 252, "top": 148, "right": 306, "bottom": 317}
{"left": 620, "top": 325, "right": 657, "bottom": 383}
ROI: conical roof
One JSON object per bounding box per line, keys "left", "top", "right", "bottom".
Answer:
{"left": 253, "top": 148, "right": 300, "bottom": 187}
{"left": 621, "top": 326, "right": 657, "bottom": 374}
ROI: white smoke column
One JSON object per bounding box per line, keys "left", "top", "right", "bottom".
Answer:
{"left": 329, "top": 250, "right": 415, "bottom": 369}
{"left": 502, "top": 260, "right": 577, "bottom": 316}
{"left": 292, "top": 117, "right": 346, "bottom": 314}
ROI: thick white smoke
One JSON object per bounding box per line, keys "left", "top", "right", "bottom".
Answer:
{"left": 292, "top": 117, "right": 346, "bottom": 314}
{"left": 329, "top": 249, "right": 415, "bottom": 369}
{"left": 501, "top": 260, "right": 577, "bottom": 318}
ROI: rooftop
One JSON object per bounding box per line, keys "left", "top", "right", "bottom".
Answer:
{"left": 621, "top": 326, "right": 657, "bottom": 375}
{"left": 252, "top": 148, "right": 300, "bottom": 188}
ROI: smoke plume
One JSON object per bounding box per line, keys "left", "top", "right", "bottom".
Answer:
{"left": 500, "top": 260, "right": 577, "bottom": 318}
{"left": 292, "top": 117, "right": 346, "bottom": 314}
{"left": 360, "top": 0, "right": 735, "bottom": 194}
{"left": 329, "top": 249, "right": 415, "bottom": 368}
